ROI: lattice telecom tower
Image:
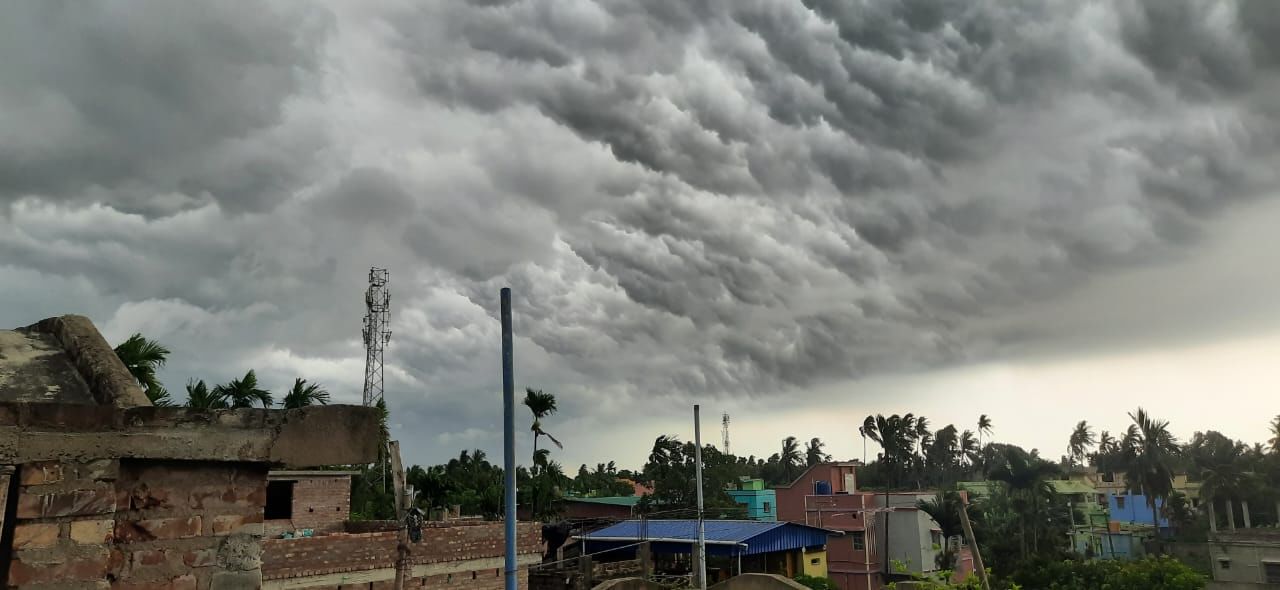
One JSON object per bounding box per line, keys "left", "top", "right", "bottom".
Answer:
{"left": 722, "top": 413, "right": 731, "bottom": 455}
{"left": 361, "top": 267, "right": 392, "bottom": 407}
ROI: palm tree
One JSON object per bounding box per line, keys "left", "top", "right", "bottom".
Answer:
{"left": 523, "top": 388, "right": 563, "bottom": 456}
{"left": 1124, "top": 408, "right": 1180, "bottom": 549}
{"left": 113, "top": 333, "right": 171, "bottom": 404}
{"left": 184, "top": 379, "right": 227, "bottom": 410}
{"left": 860, "top": 416, "right": 876, "bottom": 464}
{"left": 1268, "top": 415, "right": 1280, "bottom": 454}
{"left": 805, "top": 437, "right": 831, "bottom": 466}
{"left": 213, "top": 370, "right": 273, "bottom": 408}
{"left": 1068, "top": 420, "right": 1096, "bottom": 466}
{"left": 989, "top": 447, "right": 1061, "bottom": 559}
{"left": 282, "top": 378, "right": 330, "bottom": 409}
{"left": 978, "top": 414, "right": 993, "bottom": 447}
{"left": 781, "top": 436, "right": 803, "bottom": 480}
{"left": 1188, "top": 431, "right": 1249, "bottom": 533}
{"left": 146, "top": 385, "right": 175, "bottom": 407}
{"left": 960, "top": 430, "right": 979, "bottom": 469}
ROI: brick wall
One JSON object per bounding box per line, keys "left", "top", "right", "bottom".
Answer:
{"left": 262, "top": 521, "right": 541, "bottom": 589}
{"left": 6, "top": 458, "right": 269, "bottom": 590}
{"left": 264, "top": 474, "right": 351, "bottom": 537}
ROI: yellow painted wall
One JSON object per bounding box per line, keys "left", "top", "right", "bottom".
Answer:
{"left": 801, "top": 548, "right": 828, "bottom": 578}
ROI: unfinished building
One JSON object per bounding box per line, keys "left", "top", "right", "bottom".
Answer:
{"left": 1, "top": 315, "right": 380, "bottom": 589}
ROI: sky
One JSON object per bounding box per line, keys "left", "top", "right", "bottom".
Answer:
{"left": 2, "top": 0, "right": 1279, "bottom": 470}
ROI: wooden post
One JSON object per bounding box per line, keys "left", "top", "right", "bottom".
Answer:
{"left": 958, "top": 498, "right": 990, "bottom": 590}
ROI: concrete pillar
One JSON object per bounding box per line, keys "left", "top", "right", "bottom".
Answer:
{"left": 1243, "top": 500, "right": 1252, "bottom": 529}
{"left": 1226, "top": 499, "right": 1237, "bottom": 531}
{"left": 1208, "top": 500, "right": 1218, "bottom": 533}
{"left": 639, "top": 542, "right": 651, "bottom": 581}
{"left": 578, "top": 555, "right": 592, "bottom": 590}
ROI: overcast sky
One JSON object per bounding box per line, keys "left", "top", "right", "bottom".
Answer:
{"left": 3, "top": 0, "right": 1279, "bottom": 470}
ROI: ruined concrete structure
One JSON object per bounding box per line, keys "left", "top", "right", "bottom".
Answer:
{"left": 1, "top": 315, "right": 380, "bottom": 589}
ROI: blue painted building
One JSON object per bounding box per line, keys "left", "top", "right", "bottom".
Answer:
{"left": 727, "top": 477, "right": 777, "bottom": 522}
{"left": 1107, "top": 493, "right": 1170, "bottom": 531}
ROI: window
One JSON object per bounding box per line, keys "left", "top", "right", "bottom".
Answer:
{"left": 852, "top": 531, "right": 866, "bottom": 551}
{"left": 763, "top": 502, "right": 771, "bottom": 514}
{"left": 1217, "top": 559, "right": 1231, "bottom": 571}
{"left": 265, "top": 481, "right": 294, "bottom": 520}
{"left": 1264, "top": 562, "right": 1280, "bottom": 584}
{"left": 1115, "top": 496, "right": 1126, "bottom": 509}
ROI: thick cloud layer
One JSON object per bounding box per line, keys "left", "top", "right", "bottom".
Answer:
{"left": 2, "top": 0, "right": 1278, "bottom": 464}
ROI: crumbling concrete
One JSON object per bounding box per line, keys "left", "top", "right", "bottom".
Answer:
{"left": 1, "top": 315, "right": 382, "bottom": 590}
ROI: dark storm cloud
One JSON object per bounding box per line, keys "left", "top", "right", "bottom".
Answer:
{"left": 0, "top": 1, "right": 329, "bottom": 214}
{"left": 3, "top": 0, "right": 1280, "bottom": 464}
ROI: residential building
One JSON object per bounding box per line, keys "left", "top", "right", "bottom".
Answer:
{"left": 728, "top": 477, "right": 778, "bottom": 522}
{"left": 774, "top": 463, "right": 953, "bottom": 590}
{"left": 1207, "top": 529, "right": 1280, "bottom": 588}
{"left": 577, "top": 519, "right": 835, "bottom": 583}
{"left": 1108, "top": 492, "right": 1171, "bottom": 531}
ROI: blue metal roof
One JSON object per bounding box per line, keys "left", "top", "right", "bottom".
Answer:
{"left": 578, "top": 520, "right": 834, "bottom": 556}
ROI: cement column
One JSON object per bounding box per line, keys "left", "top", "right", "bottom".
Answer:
{"left": 1226, "top": 499, "right": 1236, "bottom": 531}
{"left": 1242, "top": 500, "right": 1252, "bottom": 529}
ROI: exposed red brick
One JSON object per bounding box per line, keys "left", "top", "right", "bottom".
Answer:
{"left": 114, "top": 516, "right": 203, "bottom": 543}
{"left": 15, "top": 485, "right": 116, "bottom": 518}
{"left": 113, "top": 574, "right": 197, "bottom": 590}
{"left": 70, "top": 518, "right": 115, "bottom": 544}
{"left": 211, "top": 512, "right": 265, "bottom": 536}
{"left": 19, "top": 461, "right": 64, "bottom": 485}
{"left": 183, "top": 548, "right": 218, "bottom": 568}
{"left": 8, "top": 548, "right": 110, "bottom": 585}
{"left": 12, "top": 523, "right": 59, "bottom": 549}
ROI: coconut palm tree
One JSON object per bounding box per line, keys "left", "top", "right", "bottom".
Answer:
{"left": 805, "top": 437, "right": 831, "bottom": 466}
{"left": 1187, "top": 431, "right": 1249, "bottom": 533}
{"left": 960, "top": 430, "right": 979, "bottom": 469}
{"left": 523, "top": 388, "right": 563, "bottom": 457}
{"left": 184, "top": 379, "right": 227, "bottom": 410}
{"left": 860, "top": 415, "right": 876, "bottom": 464}
{"left": 1068, "top": 420, "right": 1096, "bottom": 467}
{"left": 113, "top": 333, "right": 171, "bottom": 405}
{"left": 1123, "top": 408, "right": 1180, "bottom": 550}
{"left": 978, "top": 414, "right": 993, "bottom": 447}
{"left": 781, "top": 436, "right": 803, "bottom": 480}
{"left": 282, "top": 378, "right": 330, "bottom": 409}
{"left": 1268, "top": 415, "right": 1280, "bottom": 454}
{"left": 213, "top": 370, "right": 273, "bottom": 408}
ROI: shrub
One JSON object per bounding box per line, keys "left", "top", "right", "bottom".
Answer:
{"left": 793, "top": 574, "right": 839, "bottom": 590}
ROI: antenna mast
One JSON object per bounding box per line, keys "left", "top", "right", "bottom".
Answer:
{"left": 362, "top": 267, "right": 392, "bottom": 407}
{"left": 722, "top": 412, "right": 731, "bottom": 455}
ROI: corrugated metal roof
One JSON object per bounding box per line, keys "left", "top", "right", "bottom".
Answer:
{"left": 578, "top": 520, "right": 834, "bottom": 556}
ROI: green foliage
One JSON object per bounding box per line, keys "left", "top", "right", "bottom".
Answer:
{"left": 213, "top": 369, "right": 273, "bottom": 408}
{"left": 793, "top": 574, "right": 838, "bottom": 590}
{"left": 282, "top": 378, "right": 330, "bottom": 408}
{"left": 1006, "top": 556, "right": 1206, "bottom": 590}
{"left": 113, "top": 333, "right": 170, "bottom": 401}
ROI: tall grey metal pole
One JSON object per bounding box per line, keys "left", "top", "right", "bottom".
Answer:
{"left": 501, "top": 288, "right": 518, "bottom": 590}
{"left": 694, "top": 405, "right": 707, "bottom": 590}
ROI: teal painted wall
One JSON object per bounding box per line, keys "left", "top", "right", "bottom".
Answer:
{"left": 728, "top": 489, "right": 778, "bottom": 521}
